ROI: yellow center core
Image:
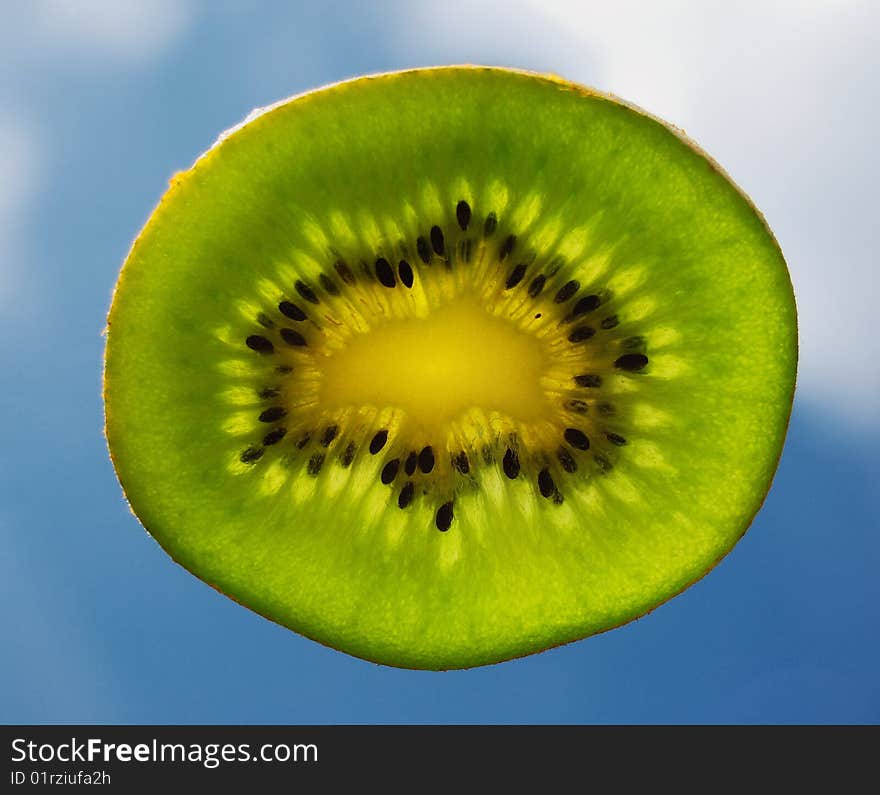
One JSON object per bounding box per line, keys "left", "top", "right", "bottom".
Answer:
{"left": 319, "top": 297, "right": 550, "bottom": 426}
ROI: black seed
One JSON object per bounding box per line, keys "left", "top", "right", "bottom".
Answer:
{"left": 597, "top": 402, "right": 615, "bottom": 417}
{"left": 595, "top": 453, "right": 613, "bottom": 473}
{"left": 259, "top": 406, "right": 287, "bottom": 423}
{"left": 257, "top": 313, "right": 274, "bottom": 329}
{"left": 570, "top": 294, "right": 600, "bottom": 318}
{"left": 246, "top": 335, "right": 274, "bottom": 354}
{"left": 430, "top": 225, "right": 445, "bottom": 255}
{"left": 482, "top": 444, "right": 493, "bottom": 465}
{"left": 615, "top": 353, "right": 649, "bottom": 372}
{"left": 453, "top": 451, "right": 470, "bottom": 474}
{"left": 335, "top": 260, "right": 355, "bottom": 284}
{"left": 416, "top": 236, "right": 432, "bottom": 264}
{"left": 381, "top": 458, "right": 400, "bottom": 485}
{"left": 601, "top": 315, "right": 619, "bottom": 330}
{"left": 280, "top": 328, "right": 307, "bottom": 347}
{"left": 483, "top": 212, "right": 497, "bottom": 236}
{"left": 574, "top": 374, "right": 602, "bottom": 388}
{"left": 456, "top": 200, "right": 471, "bottom": 230}
{"left": 564, "top": 428, "right": 590, "bottom": 450}
{"left": 262, "top": 427, "right": 287, "bottom": 446}
{"left": 474, "top": 213, "right": 498, "bottom": 237}
{"left": 258, "top": 387, "right": 280, "bottom": 399}
{"left": 557, "top": 447, "right": 577, "bottom": 473}
{"left": 320, "top": 425, "right": 338, "bottom": 447}
{"left": 502, "top": 448, "right": 520, "bottom": 479}
{"left": 622, "top": 336, "right": 646, "bottom": 351}
{"left": 499, "top": 234, "right": 516, "bottom": 260}
{"left": 341, "top": 441, "right": 356, "bottom": 467}
{"left": 404, "top": 451, "right": 418, "bottom": 476}
{"left": 538, "top": 468, "right": 555, "bottom": 498}
{"left": 606, "top": 432, "right": 627, "bottom": 446}
{"left": 528, "top": 274, "right": 546, "bottom": 298}
{"left": 398, "top": 260, "right": 414, "bottom": 288}
{"left": 398, "top": 481, "right": 414, "bottom": 509}
{"left": 418, "top": 446, "right": 435, "bottom": 474}
{"left": 240, "top": 446, "right": 264, "bottom": 464}
{"left": 554, "top": 280, "right": 579, "bottom": 303}
{"left": 295, "top": 280, "right": 319, "bottom": 304}
{"left": 278, "top": 301, "right": 306, "bottom": 321}
{"left": 436, "top": 501, "right": 454, "bottom": 532}
{"left": 319, "top": 273, "right": 339, "bottom": 295}
{"left": 296, "top": 432, "right": 311, "bottom": 449}
{"left": 375, "top": 257, "right": 396, "bottom": 287}
{"left": 369, "top": 429, "right": 388, "bottom": 454}
{"left": 567, "top": 399, "right": 589, "bottom": 414}
{"left": 307, "top": 452, "right": 325, "bottom": 476}
{"left": 546, "top": 256, "right": 565, "bottom": 277}
{"left": 505, "top": 263, "right": 527, "bottom": 289}
{"left": 568, "top": 326, "right": 596, "bottom": 343}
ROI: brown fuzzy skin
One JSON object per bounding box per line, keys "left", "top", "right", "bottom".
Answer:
{"left": 103, "top": 65, "right": 797, "bottom": 671}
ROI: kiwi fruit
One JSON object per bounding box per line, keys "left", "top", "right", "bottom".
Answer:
{"left": 103, "top": 66, "right": 797, "bottom": 670}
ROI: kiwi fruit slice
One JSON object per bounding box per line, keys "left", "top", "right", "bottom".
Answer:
{"left": 104, "top": 66, "right": 797, "bottom": 670}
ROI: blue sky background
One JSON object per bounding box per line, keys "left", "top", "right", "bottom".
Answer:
{"left": 1, "top": 1, "right": 877, "bottom": 724}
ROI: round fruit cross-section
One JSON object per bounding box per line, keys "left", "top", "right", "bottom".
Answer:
{"left": 103, "top": 67, "right": 797, "bottom": 669}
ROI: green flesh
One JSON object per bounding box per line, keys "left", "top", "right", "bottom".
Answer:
{"left": 104, "top": 67, "right": 797, "bottom": 669}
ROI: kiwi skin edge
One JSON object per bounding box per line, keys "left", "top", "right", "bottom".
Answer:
{"left": 103, "top": 66, "right": 797, "bottom": 670}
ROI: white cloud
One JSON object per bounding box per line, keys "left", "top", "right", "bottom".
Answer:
{"left": 400, "top": 0, "right": 880, "bottom": 429}
{"left": 0, "top": 120, "right": 41, "bottom": 313}
{"left": 0, "top": 0, "right": 193, "bottom": 316}
{"left": 32, "top": 0, "right": 192, "bottom": 62}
